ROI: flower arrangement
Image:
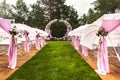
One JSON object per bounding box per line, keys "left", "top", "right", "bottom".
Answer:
{"left": 36, "top": 34, "right": 40, "bottom": 37}
{"left": 24, "top": 30, "right": 29, "bottom": 36}
{"left": 96, "top": 27, "right": 108, "bottom": 36}
{"left": 9, "top": 26, "right": 18, "bottom": 36}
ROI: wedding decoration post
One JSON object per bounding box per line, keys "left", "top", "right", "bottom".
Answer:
{"left": 0, "top": 19, "right": 18, "bottom": 69}
{"left": 24, "top": 30, "right": 30, "bottom": 53}
{"left": 95, "top": 20, "right": 120, "bottom": 75}
{"left": 35, "top": 31, "right": 40, "bottom": 50}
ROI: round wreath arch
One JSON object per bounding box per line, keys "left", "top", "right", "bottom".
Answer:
{"left": 45, "top": 19, "right": 72, "bottom": 40}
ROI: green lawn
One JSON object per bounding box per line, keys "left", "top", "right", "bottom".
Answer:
{"left": 8, "top": 41, "right": 101, "bottom": 80}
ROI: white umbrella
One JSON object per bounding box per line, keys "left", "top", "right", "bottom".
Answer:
{"left": 80, "top": 24, "right": 100, "bottom": 50}
{"left": 68, "top": 24, "right": 89, "bottom": 37}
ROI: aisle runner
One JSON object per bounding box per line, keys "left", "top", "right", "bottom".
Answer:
{"left": 8, "top": 41, "right": 101, "bottom": 80}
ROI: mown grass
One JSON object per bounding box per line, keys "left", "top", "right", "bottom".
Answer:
{"left": 8, "top": 41, "right": 101, "bottom": 80}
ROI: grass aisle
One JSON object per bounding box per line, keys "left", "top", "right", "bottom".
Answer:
{"left": 8, "top": 41, "right": 101, "bottom": 80}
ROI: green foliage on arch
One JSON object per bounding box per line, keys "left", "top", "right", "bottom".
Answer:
{"left": 50, "top": 22, "right": 67, "bottom": 38}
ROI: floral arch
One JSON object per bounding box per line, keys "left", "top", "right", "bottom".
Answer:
{"left": 45, "top": 19, "right": 72, "bottom": 40}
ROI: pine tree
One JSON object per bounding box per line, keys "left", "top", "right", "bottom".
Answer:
{"left": 26, "top": 0, "right": 45, "bottom": 29}
{"left": 11, "top": 0, "right": 29, "bottom": 23}
{"left": 93, "top": 0, "right": 120, "bottom": 14}
{"left": 0, "top": 0, "right": 12, "bottom": 18}
{"left": 67, "top": 6, "right": 80, "bottom": 29}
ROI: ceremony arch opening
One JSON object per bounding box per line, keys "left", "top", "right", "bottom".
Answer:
{"left": 45, "top": 19, "right": 72, "bottom": 40}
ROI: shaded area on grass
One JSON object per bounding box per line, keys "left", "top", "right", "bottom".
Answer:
{"left": 8, "top": 41, "right": 101, "bottom": 80}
